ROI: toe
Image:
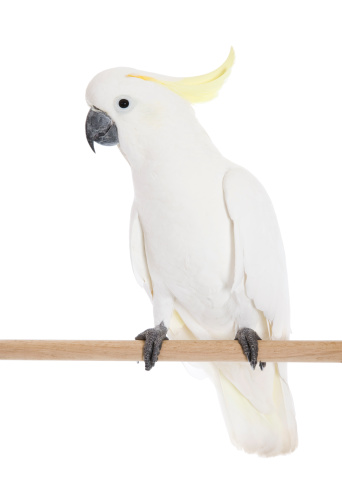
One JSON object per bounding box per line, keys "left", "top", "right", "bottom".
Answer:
{"left": 236, "top": 328, "right": 262, "bottom": 370}
{"left": 135, "top": 333, "right": 147, "bottom": 340}
{"left": 136, "top": 325, "right": 169, "bottom": 370}
{"left": 246, "top": 335, "right": 258, "bottom": 370}
{"left": 151, "top": 339, "right": 163, "bottom": 367}
{"left": 235, "top": 330, "right": 250, "bottom": 357}
{"left": 144, "top": 349, "right": 153, "bottom": 371}
{"left": 143, "top": 333, "right": 155, "bottom": 370}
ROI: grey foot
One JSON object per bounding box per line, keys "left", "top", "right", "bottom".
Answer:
{"left": 235, "top": 328, "right": 266, "bottom": 371}
{"left": 135, "top": 322, "right": 169, "bottom": 371}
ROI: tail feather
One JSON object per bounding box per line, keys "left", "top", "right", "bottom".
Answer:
{"left": 216, "top": 364, "right": 297, "bottom": 457}
{"left": 169, "top": 311, "right": 298, "bottom": 457}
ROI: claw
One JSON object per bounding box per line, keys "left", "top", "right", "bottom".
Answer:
{"left": 235, "top": 328, "right": 266, "bottom": 371}
{"left": 135, "top": 322, "right": 168, "bottom": 370}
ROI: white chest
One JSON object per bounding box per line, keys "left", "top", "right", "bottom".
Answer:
{"left": 133, "top": 162, "right": 237, "bottom": 329}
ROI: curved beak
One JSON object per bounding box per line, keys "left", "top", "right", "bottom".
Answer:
{"left": 85, "top": 108, "right": 119, "bottom": 153}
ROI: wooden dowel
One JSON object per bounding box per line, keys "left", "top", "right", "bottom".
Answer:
{"left": 0, "top": 340, "right": 341, "bottom": 362}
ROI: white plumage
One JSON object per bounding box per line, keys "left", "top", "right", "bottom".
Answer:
{"left": 86, "top": 52, "right": 298, "bottom": 456}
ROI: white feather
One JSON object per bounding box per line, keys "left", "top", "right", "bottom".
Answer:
{"left": 223, "top": 167, "right": 291, "bottom": 340}
{"left": 87, "top": 65, "right": 298, "bottom": 456}
{"left": 129, "top": 203, "right": 153, "bottom": 300}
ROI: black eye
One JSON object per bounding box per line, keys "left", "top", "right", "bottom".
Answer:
{"left": 119, "top": 99, "right": 129, "bottom": 109}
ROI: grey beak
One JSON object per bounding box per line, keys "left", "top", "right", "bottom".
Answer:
{"left": 85, "top": 108, "right": 119, "bottom": 153}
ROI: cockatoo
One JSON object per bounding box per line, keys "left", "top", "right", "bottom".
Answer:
{"left": 85, "top": 49, "right": 298, "bottom": 456}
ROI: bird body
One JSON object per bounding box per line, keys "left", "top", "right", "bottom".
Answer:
{"left": 86, "top": 50, "right": 298, "bottom": 456}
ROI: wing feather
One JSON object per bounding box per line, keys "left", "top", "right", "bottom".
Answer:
{"left": 129, "top": 203, "right": 153, "bottom": 299}
{"left": 223, "top": 167, "right": 290, "bottom": 339}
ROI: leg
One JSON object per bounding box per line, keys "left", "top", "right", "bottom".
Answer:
{"left": 135, "top": 322, "right": 169, "bottom": 371}
{"left": 235, "top": 327, "right": 266, "bottom": 371}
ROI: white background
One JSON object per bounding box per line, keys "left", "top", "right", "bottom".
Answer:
{"left": 0, "top": 1, "right": 341, "bottom": 498}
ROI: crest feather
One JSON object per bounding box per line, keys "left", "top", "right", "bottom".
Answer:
{"left": 127, "top": 47, "right": 235, "bottom": 103}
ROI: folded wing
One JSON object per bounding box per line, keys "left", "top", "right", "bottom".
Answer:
{"left": 223, "top": 167, "right": 291, "bottom": 340}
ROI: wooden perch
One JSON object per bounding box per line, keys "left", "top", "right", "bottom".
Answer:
{"left": 0, "top": 340, "right": 341, "bottom": 362}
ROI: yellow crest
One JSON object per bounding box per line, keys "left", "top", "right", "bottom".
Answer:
{"left": 127, "top": 47, "right": 235, "bottom": 103}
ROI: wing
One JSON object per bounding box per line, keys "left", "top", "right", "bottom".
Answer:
{"left": 129, "top": 203, "right": 153, "bottom": 299}
{"left": 223, "top": 167, "right": 290, "bottom": 339}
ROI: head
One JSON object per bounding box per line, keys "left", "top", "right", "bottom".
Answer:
{"left": 85, "top": 48, "right": 235, "bottom": 156}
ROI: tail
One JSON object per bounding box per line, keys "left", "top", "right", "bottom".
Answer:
{"left": 169, "top": 311, "right": 298, "bottom": 457}
{"left": 215, "top": 363, "right": 298, "bottom": 457}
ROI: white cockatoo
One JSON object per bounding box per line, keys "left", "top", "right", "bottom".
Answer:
{"left": 85, "top": 49, "right": 298, "bottom": 456}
